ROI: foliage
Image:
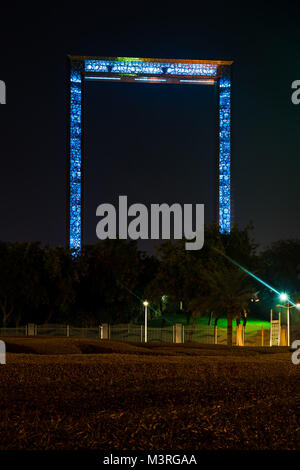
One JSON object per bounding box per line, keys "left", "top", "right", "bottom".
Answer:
{"left": 1, "top": 224, "right": 300, "bottom": 341}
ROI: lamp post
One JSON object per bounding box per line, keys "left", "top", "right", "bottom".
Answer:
{"left": 277, "top": 293, "right": 300, "bottom": 347}
{"left": 143, "top": 300, "right": 149, "bottom": 343}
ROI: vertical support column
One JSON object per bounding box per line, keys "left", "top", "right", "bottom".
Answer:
{"left": 270, "top": 309, "right": 273, "bottom": 346}
{"left": 287, "top": 304, "right": 290, "bottom": 347}
{"left": 217, "top": 65, "right": 232, "bottom": 233}
{"left": 214, "top": 325, "right": 218, "bottom": 345}
{"left": 102, "top": 324, "right": 110, "bottom": 340}
{"left": 0, "top": 340, "right": 6, "bottom": 364}
{"left": 0, "top": 80, "right": 6, "bottom": 104}
{"left": 175, "top": 324, "right": 183, "bottom": 343}
{"left": 280, "top": 326, "right": 287, "bottom": 346}
{"left": 67, "top": 58, "right": 84, "bottom": 251}
{"left": 27, "top": 324, "right": 36, "bottom": 336}
{"left": 236, "top": 324, "right": 241, "bottom": 346}
{"left": 66, "top": 325, "right": 70, "bottom": 337}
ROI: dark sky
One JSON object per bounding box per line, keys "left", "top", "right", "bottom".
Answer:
{"left": 0, "top": 2, "right": 299, "bottom": 251}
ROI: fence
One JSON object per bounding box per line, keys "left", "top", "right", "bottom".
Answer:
{"left": 0, "top": 327, "right": 27, "bottom": 336}
{"left": 0, "top": 324, "right": 102, "bottom": 339}
{"left": 0, "top": 322, "right": 267, "bottom": 346}
{"left": 183, "top": 324, "right": 268, "bottom": 346}
{"left": 1, "top": 322, "right": 298, "bottom": 346}
{"left": 108, "top": 324, "right": 177, "bottom": 343}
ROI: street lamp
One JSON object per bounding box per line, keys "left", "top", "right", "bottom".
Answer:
{"left": 280, "top": 293, "right": 288, "bottom": 302}
{"left": 143, "top": 300, "right": 149, "bottom": 343}
{"left": 277, "top": 294, "right": 300, "bottom": 347}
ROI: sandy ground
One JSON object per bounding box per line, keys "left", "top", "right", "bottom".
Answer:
{"left": 0, "top": 338, "right": 299, "bottom": 450}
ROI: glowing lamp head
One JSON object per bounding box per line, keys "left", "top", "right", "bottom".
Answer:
{"left": 296, "top": 304, "right": 300, "bottom": 310}
{"left": 280, "top": 293, "right": 288, "bottom": 302}
{"left": 143, "top": 300, "right": 149, "bottom": 307}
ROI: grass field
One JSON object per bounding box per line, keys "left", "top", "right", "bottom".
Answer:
{"left": 149, "top": 313, "right": 270, "bottom": 329}
{"left": 0, "top": 337, "right": 298, "bottom": 451}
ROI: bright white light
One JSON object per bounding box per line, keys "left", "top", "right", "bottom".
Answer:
{"left": 85, "top": 76, "right": 121, "bottom": 80}
{"left": 134, "top": 78, "right": 166, "bottom": 82}
{"left": 143, "top": 300, "right": 149, "bottom": 307}
{"left": 280, "top": 293, "right": 288, "bottom": 301}
{"left": 296, "top": 303, "right": 300, "bottom": 310}
{"left": 180, "top": 79, "right": 215, "bottom": 84}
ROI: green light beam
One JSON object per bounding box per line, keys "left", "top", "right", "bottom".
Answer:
{"left": 214, "top": 248, "right": 297, "bottom": 307}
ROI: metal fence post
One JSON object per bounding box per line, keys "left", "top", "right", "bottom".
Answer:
{"left": 270, "top": 309, "right": 272, "bottom": 346}
{"left": 174, "top": 324, "right": 184, "bottom": 343}
{"left": 214, "top": 325, "right": 218, "bottom": 345}
{"left": 102, "top": 324, "right": 109, "bottom": 339}
{"left": 27, "top": 324, "right": 35, "bottom": 336}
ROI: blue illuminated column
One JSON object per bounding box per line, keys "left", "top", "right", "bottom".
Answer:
{"left": 68, "top": 60, "right": 83, "bottom": 252}
{"left": 218, "top": 66, "right": 232, "bottom": 233}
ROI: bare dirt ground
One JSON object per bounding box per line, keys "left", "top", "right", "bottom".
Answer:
{"left": 0, "top": 338, "right": 299, "bottom": 450}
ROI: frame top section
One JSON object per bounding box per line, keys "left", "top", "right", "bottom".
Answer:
{"left": 69, "top": 56, "right": 233, "bottom": 84}
{"left": 69, "top": 55, "right": 233, "bottom": 65}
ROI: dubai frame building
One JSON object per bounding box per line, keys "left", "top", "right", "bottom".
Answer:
{"left": 67, "top": 56, "right": 233, "bottom": 251}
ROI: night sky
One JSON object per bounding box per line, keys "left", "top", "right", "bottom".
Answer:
{"left": 0, "top": 2, "right": 299, "bottom": 251}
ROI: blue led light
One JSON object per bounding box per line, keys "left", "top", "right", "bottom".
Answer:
{"left": 69, "top": 66, "right": 82, "bottom": 251}
{"left": 85, "top": 59, "right": 218, "bottom": 77}
{"left": 218, "top": 67, "right": 231, "bottom": 234}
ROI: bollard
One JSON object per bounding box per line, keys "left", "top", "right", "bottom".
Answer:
{"left": 99, "top": 325, "right": 103, "bottom": 339}
{"left": 0, "top": 341, "right": 6, "bottom": 364}
{"left": 175, "top": 324, "right": 183, "bottom": 343}
{"left": 27, "top": 323, "right": 36, "bottom": 336}
{"left": 280, "top": 326, "right": 287, "bottom": 346}
{"left": 214, "top": 325, "right": 218, "bottom": 345}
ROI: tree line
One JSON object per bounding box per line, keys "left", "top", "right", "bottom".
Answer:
{"left": 1, "top": 223, "right": 300, "bottom": 345}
